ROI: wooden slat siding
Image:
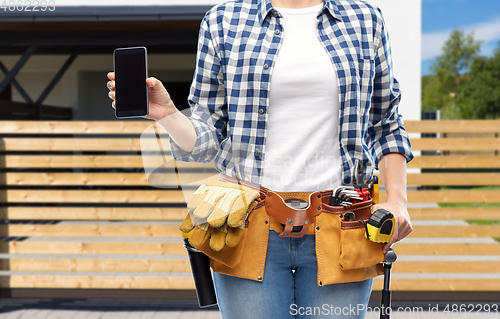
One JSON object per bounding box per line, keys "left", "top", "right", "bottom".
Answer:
{"left": 405, "top": 120, "right": 500, "bottom": 133}
{"left": 381, "top": 190, "right": 500, "bottom": 203}
{"left": 2, "top": 259, "right": 192, "bottom": 272}
{"left": 406, "top": 173, "right": 500, "bottom": 186}
{"left": 0, "top": 121, "right": 151, "bottom": 134}
{"left": 5, "top": 137, "right": 497, "bottom": 152}
{"left": 7, "top": 172, "right": 149, "bottom": 186}
{"left": 6, "top": 137, "right": 500, "bottom": 152}
{"left": 408, "top": 207, "right": 500, "bottom": 220}
{"left": 0, "top": 276, "right": 498, "bottom": 291}
{"left": 4, "top": 224, "right": 500, "bottom": 238}
{"left": 0, "top": 138, "right": 5, "bottom": 206}
{"left": 411, "top": 138, "right": 500, "bottom": 151}
{"left": 392, "top": 243, "right": 500, "bottom": 255}
{"left": 0, "top": 276, "right": 195, "bottom": 290}
{"left": 4, "top": 172, "right": 217, "bottom": 186}
{"left": 1, "top": 207, "right": 499, "bottom": 221}
{"left": 4, "top": 155, "right": 215, "bottom": 169}
{"left": 376, "top": 173, "right": 500, "bottom": 186}
{"left": 392, "top": 261, "right": 500, "bottom": 274}
{"left": 0, "top": 120, "right": 499, "bottom": 295}
{"left": 3, "top": 138, "right": 152, "bottom": 151}
{"left": 0, "top": 207, "right": 188, "bottom": 221}
{"left": 3, "top": 225, "right": 182, "bottom": 237}
{"left": 6, "top": 172, "right": 500, "bottom": 187}
{"left": 3, "top": 241, "right": 498, "bottom": 256}
{"left": 5, "top": 242, "right": 187, "bottom": 255}
{"left": 1, "top": 120, "right": 499, "bottom": 134}
{"left": 3, "top": 259, "right": 498, "bottom": 274}
{"left": 2, "top": 259, "right": 499, "bottom": 274}
{"left": 408, "top": 155, "right": 500, "bottom": 168}
{"left": 2, "top": 190, "right": 193, "bottom": 203}
{"left": 372, "top": 279, "right": 500, "bottom": 291}
{"left": 6, "top": 154, "right": 500, "bottom": 170}
{"left": 4, "top": 190, "right": 500, "bottom": 204}
{"left": 409, "top": 225, "right": 500, "bottom": 238}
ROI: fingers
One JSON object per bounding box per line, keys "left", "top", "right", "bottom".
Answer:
{"left": 107, "top": 80, "right": 115, "bottom": 91}
{"left": 179, "top": 214, "right": 195, "bottom": 233}
{"left": 383, "top": 223, "right": 398, "bottom": 254}
{"left": 107, "top": 75, "right": 116, "bottom": 109}
{"left": 382, "top": 215, "right": 412, "bottom": 254}
{"left": 146, "top": 77, "right": 160, "bottom": 89}
{"left": 146, "top": 77, "right": 169, "bottom": 95}
{"left": 145, "top": 77, "right": 155, "bottom": 88}
{"left": 108, "top": 90, "right": 116, "bottom": 110}
{"left": 399, "top": 221, "right": 413, "bottom": 240}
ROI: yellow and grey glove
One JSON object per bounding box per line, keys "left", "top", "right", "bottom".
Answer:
{"left": 179, "top": 181, "right": 260, "bottom": 251}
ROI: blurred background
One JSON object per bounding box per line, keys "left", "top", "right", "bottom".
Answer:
{"left": 0, "top": 0, "right": 499, "bottom": 318}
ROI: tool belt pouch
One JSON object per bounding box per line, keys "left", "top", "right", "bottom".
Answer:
{"left": 265, "top": 191, "right": 324, "bottom": 238}
{"left": 179, "top": 181, "right": 261, "bottom": 268}
{"left": 337, "top": 199, "right": 385, "bottom": 270}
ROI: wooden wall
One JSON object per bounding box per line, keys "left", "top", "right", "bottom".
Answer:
{"left": 0, "top": 120, "right": 499, "bottom": 294}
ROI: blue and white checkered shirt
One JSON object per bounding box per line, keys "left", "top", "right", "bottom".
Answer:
{"left": 169, "top": 0, "right": 413, "bottom": 186}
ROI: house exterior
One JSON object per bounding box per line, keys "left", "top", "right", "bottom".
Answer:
{"left": 0, "top": 0, "right": 421, "bottom": 121}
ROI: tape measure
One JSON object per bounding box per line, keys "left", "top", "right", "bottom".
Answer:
{"left": 365, "top": 208, "right": 395, "bottom": 243}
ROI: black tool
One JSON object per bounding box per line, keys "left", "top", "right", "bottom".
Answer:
{"left": 353, "top": 159, "right": 365, "bottom": 189}
{"left": 183, "top": 238, "right": 218, "bottom": 308}
{"left": 380, "top": 248, "right": 397, "bottom": 319}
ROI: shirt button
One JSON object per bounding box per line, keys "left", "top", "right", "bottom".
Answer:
{"left": 275, "top": 29, "right": 280, "bottom": 35}
{"left": 259, "top": 109, "right": 264, "bottom": 114}
{"left": 263, "top": 64, "right": 269, "bottom": 69}
{"left": 255, "top": 152, "right": 260, "bottom": 157}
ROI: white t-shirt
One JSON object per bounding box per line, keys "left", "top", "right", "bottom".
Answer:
{"left": 261, "top": 3, "right": 342, "bottom": 192}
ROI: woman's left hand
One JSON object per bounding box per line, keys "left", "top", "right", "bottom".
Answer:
{"left": 372, "top": 200, "right": 412, "bottom": 254}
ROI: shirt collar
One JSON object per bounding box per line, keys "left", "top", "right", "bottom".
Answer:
{"left": 257, "top": 0, "right": 342, "bottom": 25}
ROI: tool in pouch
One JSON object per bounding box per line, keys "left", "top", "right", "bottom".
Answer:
{"left": 338, "top": 159, "right": 397, "bottom": 319}
{"left": 179, "top": 181, "right": 260, "bottom": 251}
{"left": 182, "top": 230, "right": 217, "bottom": 308}
{"left": 334, "top": 160, "right": 395, "bottom": 244}
{"left": 267, "top": 161, "right": 379, "bottom": 238}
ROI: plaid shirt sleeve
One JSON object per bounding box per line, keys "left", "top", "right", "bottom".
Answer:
{"left": 169, "top": 12, "right": 228, "bottom": 164}
{"left": 366, "top": 7, "right": 414, "bottom": 169}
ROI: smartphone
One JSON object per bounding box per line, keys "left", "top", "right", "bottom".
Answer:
{"left": 113, "top": 46, "right": 149, "bottom": 118}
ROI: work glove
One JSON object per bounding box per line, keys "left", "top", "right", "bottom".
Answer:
{"left": 179, "top": 181, "right": 260, "bottom": 251}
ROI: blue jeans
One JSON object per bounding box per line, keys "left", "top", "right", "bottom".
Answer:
{"left": 213, "top": 229, "right": 374, "bottom": 318}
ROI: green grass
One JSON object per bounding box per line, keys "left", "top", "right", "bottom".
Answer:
{"left": 466, "top": 220, "right": 500, "bottom": 226}
{"left": 495, "top": 238, "right": 500, "bottom": 243}
{"left": 437, "top": 186, "right": 500, "bottom": 207}
{"left": 438, "top": 186, "right": 500, "bottom": 191}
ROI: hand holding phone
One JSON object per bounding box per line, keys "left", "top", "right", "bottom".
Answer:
{"left": 109, "top": 47, "right": 178, "bottom": 121}
{"left": 113, "top": 46, "right": 149, "bottom": 118}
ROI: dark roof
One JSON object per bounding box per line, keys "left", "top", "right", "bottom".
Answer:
{"left": 0, "top": 6, "right": 212, "bottom": 22}
{"left": 0, "top": 6, "right": 213, "bottom": 55}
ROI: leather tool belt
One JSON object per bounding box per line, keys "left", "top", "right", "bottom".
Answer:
{"left": 219, "top": 175, "right": 373, "bottom": 238}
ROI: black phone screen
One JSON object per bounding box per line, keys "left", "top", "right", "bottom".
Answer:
{"left": 113, "top": 47, "right": 148, "bottom": 118}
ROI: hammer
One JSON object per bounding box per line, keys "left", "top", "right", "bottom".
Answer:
{"left": 380, "top": 248, "right": 397, "bottom": 319}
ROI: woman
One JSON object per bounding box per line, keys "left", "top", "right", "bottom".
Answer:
{"left": 107, "top": 0, "right": 413, "bottom": 318}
